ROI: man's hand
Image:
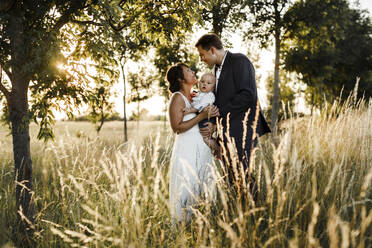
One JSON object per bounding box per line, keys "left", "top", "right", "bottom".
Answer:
{"left": 200, "top": 122, "right": 216, "bottom": 138}
{"left": 200, "top": 105, "right": 219, "bottom": 119}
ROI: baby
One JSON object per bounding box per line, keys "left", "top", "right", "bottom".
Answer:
{"left": 184, "top": 73, "right": 219, "bottom": 156}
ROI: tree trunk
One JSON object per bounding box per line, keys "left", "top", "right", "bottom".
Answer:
{"left": 9, "top": 2, "right": 35, "bottom": 230}
{"left": 10, "top": 91, "right": 36, "bottom": 226}
{"left": 309, "top": 78, "right": 314, "bottom": 115}
{"left": 271, "top": 27, "right": 281, "bottom": 139}
{"left": 120, "top": 58, "right": 128, "bottom": 142}
{"left": 212, "top": 6, "right": 223, "bottom": 37}
{"left": 96, "top": 110, "right": 105, "bottom": 134}
{"left": 137, "top": 101, "right": 140, "bottom": 131}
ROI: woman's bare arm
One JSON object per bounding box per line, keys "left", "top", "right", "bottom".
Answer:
{"left": 183, "top": 107, "right": 198, "bottom": 115}
{"left": 169, "top": 94, "right": 219, "bottom": 134}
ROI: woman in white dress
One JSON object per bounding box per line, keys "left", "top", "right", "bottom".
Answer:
{"left": 166, "top": 63, "right": 219, "bottom": 222}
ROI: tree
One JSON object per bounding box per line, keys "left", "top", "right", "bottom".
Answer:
{"left": 0, "top": 1, "right": 97, "bottom": 233}
{"left": 87, "top": 76, "right": 118, "bottom": 134}
{"left": 113, "top": 36, "right": 149, "bottom": 142}
{"left": 200, "top": 0, "right": 247, "bottom": 37}
{"left": 266, "top": 71, "right": 296, "bottom": 124}
{"left": 0, "top": 0, "right": 198, "bottom": 236}
{"left": 130, "top": 108, "right": 149, "bottom": 121}
{"left": 127, "top": 68, "right": 154, "bottom": 129}
{"left": 284, "top": 0, "right": 372, "bottom": 108}
{"left": 244, "top": 0, "right": 293, "bottom": 137}
{"left": 107, "top": 0, "right": 199, "bottom": 140}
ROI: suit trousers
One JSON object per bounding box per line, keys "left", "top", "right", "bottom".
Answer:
{"left": 220, "top": 136, "right": 259, "bottom": 202}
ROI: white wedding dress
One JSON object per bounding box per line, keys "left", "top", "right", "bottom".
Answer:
{"left": 169, "top": 92, "right": 216, "bottom": 222}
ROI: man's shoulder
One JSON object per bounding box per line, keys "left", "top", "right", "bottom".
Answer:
{"left": 229, "top": 51, "right": 246, "bottom": 57}
{"left": 228, "top": 52, "right": 251, "bottom": 64}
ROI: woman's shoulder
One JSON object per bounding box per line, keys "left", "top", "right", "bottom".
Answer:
{"left": 171, "top": 91, "right": 181, "bottom": 97}
{"left": 170, "top": 91, "right": 183, "bottom": 101}
{"left": 170, "top": 92, "right": 186, "bottom": 106}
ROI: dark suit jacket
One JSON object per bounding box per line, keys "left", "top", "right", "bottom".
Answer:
{"left": 215, "top": 51, "right": 270, "bottom": 163}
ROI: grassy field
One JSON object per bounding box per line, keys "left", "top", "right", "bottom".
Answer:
{"left": 0, "top": 99, "right": 371, "bottom": 247}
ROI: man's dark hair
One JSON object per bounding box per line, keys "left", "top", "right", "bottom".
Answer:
{"left": 195, "top": 33, "right": 223, "bottom": 50}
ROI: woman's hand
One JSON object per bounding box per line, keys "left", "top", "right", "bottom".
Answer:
{"left": 183, "top": 107, "right": 198, "bottom": 115}
{"left": 200, "top": 105, "right": 219, "bottom": 119}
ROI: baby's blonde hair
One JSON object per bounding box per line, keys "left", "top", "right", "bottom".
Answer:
{"left": 201, "top": 73, "right": 216, "bottom": 83}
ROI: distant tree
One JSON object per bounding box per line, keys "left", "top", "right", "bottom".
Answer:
{"left": 127, "top": 68, "right": 154, "bottom": 128}
{"left": 245, "top": 42, "right": 264, "bottom": 89}
{"left": 130, "top": 108, "right": 149, "bottom": 121}
{"left": 113, "top": 36, "right": 149, "bottom": 142}
{"left": 87, "top": 80, "right": 117, "bottom": 134}
{"left": 244, "top": 0, "right": 293, "bottom": 136}
{"left": 284, "top": 0, "right": 372, "bottom": 108}
{"left": 266, "top": 71, "right": 296, "bottom": 124}
{"left": 68, "top": 111, "right": 121, "bottom": 122}
{"left": 105, "top": 1, "right": 150, "bottom": 142}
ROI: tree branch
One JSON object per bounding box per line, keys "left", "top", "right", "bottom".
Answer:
{"left": 107, "top": 16, "right": 129, "bottom": 32}
{"left": 52, "top": 0, "right": 88, "bottom": 32}
{"left": 0, "top": 63, "right": 12, "bottom": 82}
{"left": 71, "top": 19, "right": 103, "bottom": 27}
{"left": 0, "top": 66, "right": 10, "bottom": 99}
{"left": 105, "top": 1, "right": 139, "bottom": 32}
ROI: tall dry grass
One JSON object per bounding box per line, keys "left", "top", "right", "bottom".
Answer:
{"left": 0, "top": 97, "right": 371, "bottom": 247}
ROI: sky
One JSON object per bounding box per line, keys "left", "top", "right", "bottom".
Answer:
{"left": 358, "top": 0, "right": 372, "bottom": 13}
{"left": 114, "top": 0, "right": 372, "bottom": 119}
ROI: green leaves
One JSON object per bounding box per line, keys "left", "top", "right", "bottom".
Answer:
{"left": 128, "top": 67, "right": 154, "bottom": 104}
{"left": 284, "top": 0, "right": 372, "bottom": 107}
{"left": 0, "top": 0, "right": 200, "bottom": 140}
{"left": 200, "top": 0, "right": 247, "bottom": 37}
{"left": 244, "top": 0, "right": 291, "bottom": 48}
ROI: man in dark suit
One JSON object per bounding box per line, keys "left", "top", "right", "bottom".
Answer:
{"left": 195, "top": 33, "right": 271, "bottom": 197}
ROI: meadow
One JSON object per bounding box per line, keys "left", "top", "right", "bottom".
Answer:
{"left": 0, "top": 98, "right": 371, "bottom": 247}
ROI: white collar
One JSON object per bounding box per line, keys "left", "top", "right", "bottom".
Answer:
{"left": 215, "top": 50, "right": 227, "bottom": 70}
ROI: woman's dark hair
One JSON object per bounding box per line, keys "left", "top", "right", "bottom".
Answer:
{"left": 195, "top": 33, "right": 223, "bottom": 51}
{"left": 166, "top": 63, "right": 187, "bottom": 93}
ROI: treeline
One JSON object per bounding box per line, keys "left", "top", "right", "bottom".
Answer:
{"left": 67, "top": 112, "right": 166, "bottom": 122}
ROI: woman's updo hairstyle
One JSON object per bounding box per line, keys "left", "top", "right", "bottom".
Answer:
{"left": 166, "top": 63, "right": 187, "bottom": 93}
